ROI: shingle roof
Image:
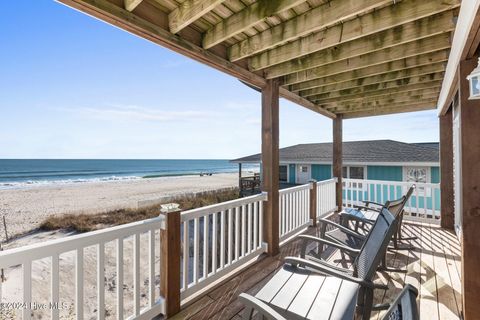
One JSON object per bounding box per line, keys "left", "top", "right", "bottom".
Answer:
{"left": 231, "top": 140, "right": 439, "bottom": 164}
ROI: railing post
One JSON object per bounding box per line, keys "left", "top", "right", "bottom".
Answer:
{"left": 160, "top": 204, "right": 181, "bottom": 317}
{"left": 309, "top": 180, "right": 317, "bottom": 227}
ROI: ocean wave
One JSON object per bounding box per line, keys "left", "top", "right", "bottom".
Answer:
{"left": 0, "top": 176, "right": 141, "bottom": 190}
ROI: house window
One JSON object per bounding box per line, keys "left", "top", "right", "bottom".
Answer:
{"left": 300, "top": 165, "right": 308, "bottom": 173}
{"left": 279, "top": 165, "right": 288, "bottom": 182}
{"left": 343, "top": 166, "right": 366, "bottom": 179}
{"left": 349, "top": 166, "right": 365, "bottom": 180}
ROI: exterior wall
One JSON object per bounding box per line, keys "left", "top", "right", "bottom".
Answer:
{"left": 431, "top": 166, "right": 440, "bottom": 183}
{"left": 311, "top": 164, "right": 332, "bottom": 181}
{"left": 367, "top": 165, "right": 403, "bottom": 181}
{"left": 288, "top": 164, "right": 296, "bottom": 184}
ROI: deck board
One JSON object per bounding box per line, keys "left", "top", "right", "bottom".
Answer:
{"left": 178, "top": 221, "right": 462, "bottom": 320}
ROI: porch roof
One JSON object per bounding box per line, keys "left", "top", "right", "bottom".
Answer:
{"left": 58, "top": 0, "right": 465, "bottom": 119}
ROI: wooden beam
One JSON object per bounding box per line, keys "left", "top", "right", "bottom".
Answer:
{"left": 289, "top": 51, "right": 448, "bottom": 91}
{"left": 440, "top": 107, "right": 454, "bottom": 230}
{"left": 458, "top": 57, "right": 480, "bottom": 320}
{"left": 202, "top": 0, "right": 305, "bottom": 49}
{"left": 324, "top": 92, "right": 440, "bottom": 112}
{"left": 228, "top": 0, "right": 392, "bottom": 62}
{"left": 284, "top": 40, "right": 450, "bottom": 87}
{"left": 438, "top": 0, "right": 480, "bottom": 115}
{"left": 252, "top": 8, "right": 457, "bottom": 71}
{"left": 57, "top": 0, "right": 335, "bottom": 119}
{"left": 168, "top": 0, "right": 225, "bottom": 34}
{"left": 264, "top": 15, "right": 455, "bottom": 78}
{"left": 333, "top": 116, "right": 343, "bottom": 209}
{"left": 300, "top": 71, "right": 445, "bottom": 99}
{"left": 310, "top": 181, "right": 317, "bottom": 227}
{"left": 261, "top": 78, "right": 280, "bottom": 256}
{"left": 313, "top": 81, "right": 442, "bottom": 104}
{"left": 124, "top": 0, "right": 142, "bottom": 12}
{"left": 341, "top": 100, "right": 437, "bottom": 118}
{"left": 280, "top": 89, "right": 336, "bottom": 118}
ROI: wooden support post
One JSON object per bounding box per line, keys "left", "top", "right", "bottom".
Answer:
{"left": 160, "top": 206, "right": 181, "bottom": 317}
{"left": 261, "top": 78, "right": 280, "bottom": 256}
{"left": 309, "top": 180, "right": 317, "bottom": 227}
{"left": 440, "top": 107, "right": 455, "bottom": 230}
{"left": 333, "top": 115, "right": 343, "bottom": 210}
{"left": 458, "top": 57, "right": 480, "bottom": 320}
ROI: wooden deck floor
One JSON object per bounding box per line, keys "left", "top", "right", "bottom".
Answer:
{"left": 173, "top": 222, "right": 462, "bottom": 320}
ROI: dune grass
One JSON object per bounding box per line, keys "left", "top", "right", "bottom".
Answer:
{"left": 39, "top": 188, "right": 239, "bottom": 233}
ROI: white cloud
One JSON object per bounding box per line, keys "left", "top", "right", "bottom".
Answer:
{"left": 63, "top": 105, "right": 210, "bottom": 122}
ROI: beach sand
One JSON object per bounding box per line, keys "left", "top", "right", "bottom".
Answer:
{"left": 0, "top": 173, "right": 238, "bottom": 238}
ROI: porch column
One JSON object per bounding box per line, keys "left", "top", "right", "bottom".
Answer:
{"left": 439, "top": 107, "right": 454, "bottom": 230}
{"left": 261, "top": 78, "right": 280, "bottom": 256}
{"left": 459, "top": 57, "right": 480, "bottom": 320}
{"left": 333, "top": 115, "right": 343, "bottom": 209}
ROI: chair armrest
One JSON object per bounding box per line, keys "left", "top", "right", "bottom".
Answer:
{"left": 298, "top": 235, "right": 361, "bottom": 255}
{"left": 239, "top": 293, "right": 287, "bottom": 320}
{"left": 318, "top": 219, "right": 366, "bottom": 240}
{"left": 362, "top": 200, "right": 384, "bottom": 208}
{"left": 284, "top": 257, "right": 374, "bottom": 289}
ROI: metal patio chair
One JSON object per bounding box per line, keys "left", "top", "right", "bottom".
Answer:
{"left": 239, "top": 207, "right": 399, "bottom": 320}
{"left": 239, "top": 283, "right": 419, "bottom": 320}
{"left": 339, "top": 185, "right": 416, "bottom": 250}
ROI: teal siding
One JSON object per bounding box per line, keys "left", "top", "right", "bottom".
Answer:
{"left": 289, "top": 164, "right": 296, "bottom": 184}
{"left": 367, "top": 166, "right": 403, "bottom": 181}
{"left": 431, "top": 166, "right": 440, "bottom": 183}
{"left": 311, "top": 164, "right": 332, "bottom": 181}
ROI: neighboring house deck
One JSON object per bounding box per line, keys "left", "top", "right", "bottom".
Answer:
{"left": 174, "top": 221, "right": 461, "bottom": 320}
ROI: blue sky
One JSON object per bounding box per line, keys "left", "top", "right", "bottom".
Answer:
{"left": 0, "top": 0, "right": 440, "bottom": 159}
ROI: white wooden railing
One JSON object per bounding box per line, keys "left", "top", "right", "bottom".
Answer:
{"left": 279, "top": 184, "right": 311, "bottom": 243}
{"left": 0, "top": 217, "right": 165, "bottom": 320}
{"left": 180, "top": 192, "right": 267, "bottom": 301}
{"left": 343, "top": 178, "right": 441, "bottom": 223}
{"left": 316, "top": 178, "right": 338, "bottom": 218}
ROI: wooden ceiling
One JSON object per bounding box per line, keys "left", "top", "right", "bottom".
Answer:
{"left": 59, "top": 0, "right": 460, "bottom": 119}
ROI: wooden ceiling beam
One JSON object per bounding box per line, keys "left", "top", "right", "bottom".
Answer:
{"left": 228, "top": 0, "right": 392, "bottom": 62}
{"left": 290, "top": 56, "right": 448, "bottom": 92}
{"left": 124, "top": 0, "right": 143, "bottom": 11}
{"left": 283, "top": 45, "right": 448, "bottom": 88}
{"left": 302, "top": 72, "right": 445, "bottom": 98}
{"left": 251, "top": 3, "right": 459, "bottom": 70}
{"left": 341, "top": 100, "right": 438, "bottom": 118}
{"left": 313, "top": 80, "right": 442, "bottom": 104}
{"left": 264, "top": 13, "right": 455, "bottom": 78}
{"left": 168, "top": 0, "right": 226, "bottom": 34}
{"left": 322, "top": 89, "right": 441, "bottom": 111}
{"left": 202, "top": 0, "right": 305, "bottom": 49}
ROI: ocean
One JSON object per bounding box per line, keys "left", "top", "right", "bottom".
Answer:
{"left": 0, "top": 159, "right": 259, "bottom": 189}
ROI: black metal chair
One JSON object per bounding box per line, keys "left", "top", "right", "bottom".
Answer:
{"left": 239, "top": 207, "right": 400, "bottom": 320}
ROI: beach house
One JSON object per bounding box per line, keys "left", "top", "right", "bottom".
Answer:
{"left": 2, "top": 0, "right": 480, "bottom": 319}
{"left": 233, "top": 140, "right": 440, "bottom": 185}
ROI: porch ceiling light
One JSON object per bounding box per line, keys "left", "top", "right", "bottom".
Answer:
{"left": 467, "top": 57, "right": 480, "bottom": 99}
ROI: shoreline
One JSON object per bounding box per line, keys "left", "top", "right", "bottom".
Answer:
{"left": 0, "top": 172, "right": 238, "bottom": 237}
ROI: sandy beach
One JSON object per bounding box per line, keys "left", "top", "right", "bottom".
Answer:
{"left": 0, "top": 173, "right": 238, "bottom": 238}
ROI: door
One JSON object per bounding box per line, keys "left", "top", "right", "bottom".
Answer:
{"left": 296, "top": 164, "right": 310, "bottom": 184}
